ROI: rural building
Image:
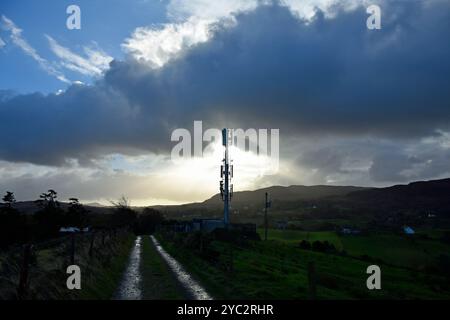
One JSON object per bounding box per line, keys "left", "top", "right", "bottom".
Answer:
{"left": 192, "top": 219, "right": 225, "bottom": 232}
{"left": 340, "top": 227, "right": 361, "bottom": 235}
{"left": 276, "top": 221, "right": 288, "bottom": 229}
{"left": 165, "top": 219, "right": 257, "bottom": 236}
{"left": 59, "top": 227, "right": 90, "bottom": 233}
{"left": 403, "top": 226, "right": 415, "bottom": 234}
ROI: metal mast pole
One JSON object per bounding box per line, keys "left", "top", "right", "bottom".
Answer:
{"left": 264, "top": 192, "right": 268, "bottom": 241}
{"left": 221, "top": 128, "right": 233, "bottom": 227}
{"left": 264, "top": 192, "right": 271, "bottom": 241}
{"left": 224, "top": 133, "right": 229, "bottom": 226}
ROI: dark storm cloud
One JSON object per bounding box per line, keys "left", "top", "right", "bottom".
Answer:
{"left": 292, "top": 134, "right": 450, "bottom": 185}
{"left": 1, "top": 1, "right": 450, "bottom": 165}
{"left": 369, "top": 136, "right": 450, "bottom": 183}
{"left": 369, "top": 151, "right": 414, "bottom": 182}
{"left": 0, "top": 84, "right": 173, "bottom": 165}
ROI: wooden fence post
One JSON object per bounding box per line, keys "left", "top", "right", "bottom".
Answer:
{"left": 17, "top": 244, "right": 32, "bottom": 300}
{"left": 70, "top": 233, "right": 75, "bottom": 265}
{"left": 89, "top": 233, "right": 95, "bottom": 258}
{"left": 308, "top": 261, "right": 317, "bottom": 300}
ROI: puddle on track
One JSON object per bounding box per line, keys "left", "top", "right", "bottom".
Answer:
{"left": 114, "top": 236, "right": 142, "bottom": 300}
{"left": 150, "top": 235, "right": 213, "bottom": 300}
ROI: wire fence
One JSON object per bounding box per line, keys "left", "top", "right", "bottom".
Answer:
{"left": 0, "top": 228, "right": 131, "bottom": 300}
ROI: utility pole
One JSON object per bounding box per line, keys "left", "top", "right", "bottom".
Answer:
{"left": 264, "top": 192, "right": 271, "bottom": 241}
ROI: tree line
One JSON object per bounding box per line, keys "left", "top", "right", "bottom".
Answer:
{"left": 0, "top": 190, "right": 164, "bottom": 249}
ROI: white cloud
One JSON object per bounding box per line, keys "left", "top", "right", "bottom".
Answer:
{"left": 1, "top": 15, "right": 70, "bottom": 83}
{"left": 46, "top": 35, "right": 113, "bottom": 77}
{"left": 122, "top": 0, "right": 259, "bottom": 67}
{"left": 421, "top": 130, "right": 450, "bottom": 150}
{"left": 0, "top": 15, "right": 111, "bottom": 82}
{"left": 122, "top": 17, "right": 212, "bottom": 67}
{"left": 0, "top": 36, "right": 5, "bottom": 48}
{"left": 166, "top": 0, "right": 259, "bottom": 21}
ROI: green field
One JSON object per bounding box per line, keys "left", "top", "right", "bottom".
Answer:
{"left": 259, "top": 229, "right": 343, "bottom": 248}
{"left": 157, "top": 229, "right": 450, "bottom": 300}
{"left": 258, "top": 228, "right": 450, "bottom": 270}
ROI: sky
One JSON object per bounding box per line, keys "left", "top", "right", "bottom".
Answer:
{"left": 0, "top": 0, "right": 450, "bottom": 206}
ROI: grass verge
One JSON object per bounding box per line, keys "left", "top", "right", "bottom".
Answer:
{"left": 76, "top": 233, "right": 136, "bottom": 299}
{"left": 156, "top": 232, "right": 450, "bottom": 300}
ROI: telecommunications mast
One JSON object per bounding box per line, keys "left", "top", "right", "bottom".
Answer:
{"left": 220, "top": 128, "right": 233, "bottom": 226}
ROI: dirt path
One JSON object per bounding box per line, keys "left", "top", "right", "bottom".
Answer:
{"left": 114, "top": 234, "right": 211, "bottom": 300}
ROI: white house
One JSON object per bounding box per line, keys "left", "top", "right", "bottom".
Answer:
{"left": 403, "top": 226, "right": 415, "bottom": 235}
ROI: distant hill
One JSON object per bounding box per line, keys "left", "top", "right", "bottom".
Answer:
{"left": 343, "top": 178, "right": 450, "bottom": 214}
{"left": 8, "top": 178, "right": 450, "bottom": 221}
{"left": 155, "top": 178, "right": 450, "bottom": 221}
{"left": 84, "top": 202, "right": 107, "bottom": 208}
{"left": 202, "top": 185, "right": 368, "bottom": 207}
{"left": 154, "top": 184, "right": 371, "bottom": 219}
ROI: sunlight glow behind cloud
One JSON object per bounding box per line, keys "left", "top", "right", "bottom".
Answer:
{"left": 122, "top": 17, "right": 212, "bottom": 68}
{"left": 1, "top": 0, "right": 449, "bottom": 205}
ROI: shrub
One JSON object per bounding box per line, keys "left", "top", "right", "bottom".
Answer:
{"left": 311, "top": 240, "right": 337, "bottom": 253}
{"left": 298, "top": 240, "right": 311, "bottom": 250}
